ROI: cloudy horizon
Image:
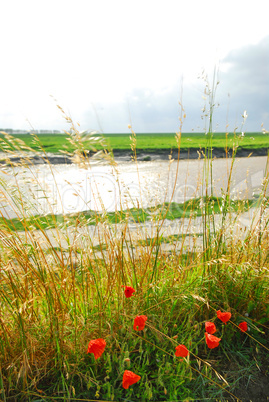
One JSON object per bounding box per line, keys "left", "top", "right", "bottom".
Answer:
{"left": 0, "top": 0, "right": 268, "bottom": 133}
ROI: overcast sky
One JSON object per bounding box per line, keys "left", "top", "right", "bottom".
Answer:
{"left": 0, "top": 0, "right": 268, "bottom": 133}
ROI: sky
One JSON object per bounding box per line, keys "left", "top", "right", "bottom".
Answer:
{"left": 0, "top": 0, "right": 268, "bottom": 133}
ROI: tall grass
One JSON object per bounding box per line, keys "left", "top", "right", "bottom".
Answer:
{"left": 0, "top": 90, "right": 269, "bottom": 401}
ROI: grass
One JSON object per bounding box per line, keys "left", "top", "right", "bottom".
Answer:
{"left": 0, "top": 93, "right": 269, "bottom": 401}
{"left": 0, "top": 196, "right": 259, "bottom": 231}
{"left": 103, "top": 132, "right": 269, "bottom": 153}
{"left": 0, "top": 131, "right": 268, "bottom": 155}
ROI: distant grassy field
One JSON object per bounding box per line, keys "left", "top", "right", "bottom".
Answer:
{"left": 104, "top": 132, "right": 269, "bottom": 151}
{"left": 1, "top": 132, "right": 268, "bottom": 153}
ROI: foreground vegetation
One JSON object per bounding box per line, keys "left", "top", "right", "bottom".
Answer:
{"left": 0, "top": 96, "right": 269, "bottom": 401}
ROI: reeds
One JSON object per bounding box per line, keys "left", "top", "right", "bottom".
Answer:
{"left": 0, "top": 95, "right": 268, "bottom": 401}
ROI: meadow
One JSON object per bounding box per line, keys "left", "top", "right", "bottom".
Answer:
{"left": 0, "top": 102, "right": 269, "bottom": 402}
{"left": 0, "top": 131, "right": 268, "bottom": 154}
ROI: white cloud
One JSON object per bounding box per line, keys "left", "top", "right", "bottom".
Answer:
{"left": 0, "top": 0, "right": 268, "bottom": 131}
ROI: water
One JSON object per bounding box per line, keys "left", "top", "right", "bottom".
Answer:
{"left": 0, "top": 156, "right": 268, "bottom": 219}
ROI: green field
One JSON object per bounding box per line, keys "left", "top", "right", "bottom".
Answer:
{"left": 0, "top": 131, "right": 268, "bottom": 154}
{"left": 103, "top": 132, "right": 269, "bottom": 152}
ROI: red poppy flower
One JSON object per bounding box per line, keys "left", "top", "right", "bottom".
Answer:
{"left": 124, "top": 286, "right": 135, "bottom": 298}
{"left": 87, "top": 338, "right": 106, "bottom": 359}
{"left": 133, "top": 315, "right": 147, "bottom": 331}
{"left": 238, "top": 321, "right": 248, "bottom": 332}
{"left": 217, "top": 310, "right": 231, "bottom": 324}
{"left": 175, "top": 344, "right": 189, "bottom": 358}
{"left": 122, "top": 370, "right": 141, "bottom": 389}
{"left": 205, "top": 332, "right": 221, "bottom": 349}
{"left": 205, "top": 321, "right": 217, "bottom": 334}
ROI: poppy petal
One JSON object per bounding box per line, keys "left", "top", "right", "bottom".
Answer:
{"left": 87, "top": 338, "right": 106, "bottom": 359}
{"left": 133, "top": 315, "right": 147, "bottom": 331}
{"left": 205, "top": 332, "right": 221, "bottom": 349}
{"left": 122, "top": 370, "right": 141, "bottom": 389}
{"left": 238, "top": 321, "right": 248, "bottom": 332}
{"left": 205, "top": 321, "right": 217, "bottom": 334}
{"left": 175, "top": 344, "right": 189, "bottom": 358}
{"left": 124, "top": 286, "right": 135, "bottom": 298}
{"left": 217, "top": 310, "right": 231, "bottom": 324}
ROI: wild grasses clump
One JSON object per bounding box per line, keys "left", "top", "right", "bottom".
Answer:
{"left": 0, "top": 94, "right": 269, "bottom": 401}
